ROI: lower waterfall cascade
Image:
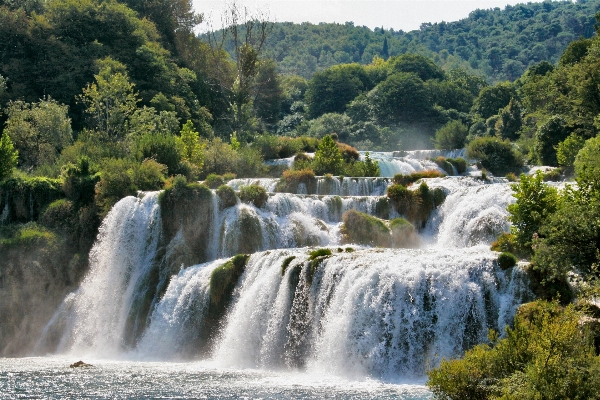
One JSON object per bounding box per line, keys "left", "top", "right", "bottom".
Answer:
{"left": 35, "top": 168, "right": 533, "bottom": 383}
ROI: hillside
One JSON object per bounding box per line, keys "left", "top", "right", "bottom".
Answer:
{"left": 248, "top": 0, "right": 600, "bottom": 81}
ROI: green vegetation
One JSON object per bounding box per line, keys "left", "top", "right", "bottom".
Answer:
{"left": 216, "top": 185, "right": 237, "bottom": 209}
{"left": 209, "top": 254, "right": 250, "bottom": 307}
{"left": 387, "top": 182, "right": 446, "bottom": 227}
{"left": 341, "top": 209, "right": 391, "bottom": 247}
{"left": 238, "top": 184, "right": 268, "bottom": 208}
{"left": 427, "top": 301, "right": 600, "bottom": 400}
{"left": 306, "top": 248, "right": 333, "bottom": 284}
{"left": 466, "top": 137, "right": 522, "bottom": 176}
{"left": 393, "top": 170, "right": 445, "bottom": 186}
{"left": 497, "top": 252, "right": 518, "bottom": 270}
{"left": 280, "top": 255, "right": 296, "bottom": 276}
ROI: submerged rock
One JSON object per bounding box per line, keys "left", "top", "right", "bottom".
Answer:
{"left": 70, "top": 360, "right": 92, "bottom": 368}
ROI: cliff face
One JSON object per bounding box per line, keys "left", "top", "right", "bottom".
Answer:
{"left": 0, "top": 239, "right": 87, "bottom": 356}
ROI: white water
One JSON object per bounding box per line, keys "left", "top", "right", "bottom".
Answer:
{"left": 363, "top": 150, "right": 466, "bottom": 177}
{"left": 35, "top": 172, "right": 529, "bottom": 393}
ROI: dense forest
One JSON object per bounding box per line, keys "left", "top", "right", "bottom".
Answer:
{"left": 1, "top": 0, "right": 600, "bottom": 396}
{"left": 245, "top": 0, "right": 600, "bottom": 82}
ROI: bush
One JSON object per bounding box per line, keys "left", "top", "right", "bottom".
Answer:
{"left": 0, "top": 222, "right": 58, "bottom": 248}
{"left": 337, "top": 142, "right": 360, "bottom": 162}
{"left": 216, "top": 185, "right": 237, "bottom": 209}
{"left": 313, "top": 135, "right": 344, "bottom": 175}
{"left": 434, "top": 120, "right": 468, "bottom": 150}
{"left": 387, "top": 183, "right": 410, "bottom": 202}
{"left": 498, "top": 252, "right": 517, "bottom": 270}
{"left": 40, "top": 199, "right": 74, "bottom": 231}
{"left": 238, "top": 184, "right": 268, "bottom": 208}
{"left": 390, "top": 218, "right": 418, "bottom": 248}
{"left": 133, "top": 133, "right": 182, "bottom": 175}
{"left": 447, "top": 157, "right": 467, "bottom": 174}
{"left": 542, "top": 168, "right": 562, "bottom": 182}
{"left": 427, "top": 301, "right": 600, "bottom": 400}
{"left": 131, "top": 159, "right": 167, "bottom": 191}
{"left": 434, "top": 156, "right": 454, "bottom": 175}
{"left": 277, "top": 169, "right": 316, "bottom": 193}
{"left": 205, "top": 174, "right": 225, "bottom": 189}
{"left": 0, "top": 177, "right": 64, "bottom": 223}
{"left": 505, "top": 172, "right": 518, "bottom": 182}
{"left": 61, "top": 157, "right": 99, "bottom": 207}
{"left": 341, "top": 210, "right": 391, "bottom": 247}
{"left": 467, "top": 137, "right": 522, "bottom": 176}
{"left": 94, "top": 158, "right": 136, "bottom": 216}
{"left": 393, "top": 170, "right": 444, "bottom": 186}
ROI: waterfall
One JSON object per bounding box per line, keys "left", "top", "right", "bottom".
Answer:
{"left": 137, "top": 247, "right": 530, "bottom": 379}
{"left": 39, "top": 173, "right": 530, "bottom": 381}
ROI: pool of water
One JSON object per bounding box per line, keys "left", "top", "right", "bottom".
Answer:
{"left": 0, "top": 357, "right": 433, "bottom": 399}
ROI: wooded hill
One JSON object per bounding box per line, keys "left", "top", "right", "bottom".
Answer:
{"left": 244, "top": 0, "right": 600, "bottom": 82}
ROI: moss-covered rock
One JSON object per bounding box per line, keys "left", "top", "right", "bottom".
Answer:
{"left": 498, "top": 252, "right": 518, "bottom": 270}
{"left": 307, "top": 248, "right": 332, "bottom": 284}
{"left": 390, "top": 218, "right": 420, "bottom": 248}
{"left": 281, "top": 255, "right": 296, "bottom": 276}
{"left": 216, "top": 185, "right": 237, "bottom": 209}
{"left": 159, "top": 182, "right": 214, "bottom": 265}
{"left": 434, "top": 156, "right": 454, "bottom": 175}
{"left": 209, "top": 254, "right": 250, "bottom": 307}
{"left": 387, "top": 182, "right": 446, "bottom": 229}
{"left": 341, "top": 210, "right": 391, "bottom": 247}
{"left": 204, "top": 174, "right": 225, "bottom": 189}
{"left": 393, "top": 170, "right": 445, "bottom": 186}
{"left": 0, "top": 177, "right": 64, "bottom": 224}
{"left": 277, "top": 169, "right": 317, "bottom": 194}
{"left": 238, "top": 184, "right": 268, "bottom": 208}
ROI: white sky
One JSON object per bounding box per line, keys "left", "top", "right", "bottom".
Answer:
{"left": 193, "top": 0, "right": 545, "bottom": 32}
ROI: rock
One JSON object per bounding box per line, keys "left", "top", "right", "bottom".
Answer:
{"left": 70, "top": 360, "right": 92, "bottom": 368}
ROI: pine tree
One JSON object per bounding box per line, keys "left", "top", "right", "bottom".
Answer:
{"left": 382, "top": 37, "right": 389, "bottom": 60}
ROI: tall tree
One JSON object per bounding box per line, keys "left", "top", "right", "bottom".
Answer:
{"left": 205, "top": 0, "right": 272, "bottom": 140}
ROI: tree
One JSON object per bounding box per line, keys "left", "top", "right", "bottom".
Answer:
{"left": 533, "top": 115, "right": 570, "bottom": 166}
{"left": 0, "top": 132, "right": 18, "bottom": 180}
{"left": 574, "top": 135, "right": 600, "bottom": 198}
{"left": 389, "top": 53, "right": 445, "bottom": 81}
{"left": 3, "top": 97, "right": 72, "bottom": 169}
{"left": 205, "top": 0, "right": 272, "bottom": 139}
{"left": 434, "top": 120, "right": 468, "bottom": 150}
{"left": 368, "top": 72, "right": 432, "bottom": 125}
{"left": 79, "top": 58, "right": 139, "bottom": 141}
{"left": 495, "top": 98, "right": 523, "bottom": 141}
{"left": 312, "top": 134, "right": 344, "bottom": 175}
{"left": 179, "top": 119, "right": 205, "bottom": 170}
{"left": 471, "top": 82, "right": 517, "bottom": 119}
{"left": 305, "top": 63, "right": 371, "bottom": 119}
{"left": 507, "top": 171, "right": 558, "bottom": 253}
{"left": 253, "top": 59, "right": 284, "bottom": 128}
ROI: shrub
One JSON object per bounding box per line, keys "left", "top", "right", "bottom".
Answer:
{"left": 337, "top": 142, "right": 360, "bottom": 162}
{"left": 40, "top": 199, "right": 74, "bottom": 231}
{"left": 292, "top": 152, "right": 313, "bottom": 170}
{"left": 427, "top": 301, "right": 600, "bottom": 400}
{"left": 341, "top": 210, "right": 391, "bottom": 247}
{"left": 434, "top": 120, "right": 468, "bottom": 150}
{"left": 0, "top": 222, "right": 58, "bottom": 248}
{"left": 387, "top": 183, "right": 410, "bottom": 202}
{"left": 498, "top": 252, "right": 518, "bottom": 270}
{"left": 205, "top": 174, "right": 225, "bottom": 189}
{"left": 308, "top": 248, "right": 332, "bottom": 260}
{"left": 216, "top": 185, "right": 237, "bottom": 209}
{"left": 434, "top": 156, "right": 454, "bottom": 175}
{"left": 447, "top": 157, "right": 467, "bottom": 174}
{"left": 131, "top": 159, "right": 167, "bottom": 191}
{"left": 94, "top": 158, "right": 136, "bottom": 216}
{"left": 0, "top": 132, "right": 18, "bottom": 181}
{"left": 542, "top": 168, "right": 562, "bottom": 182}
{"left": 505, "top": 172, "right": 518, "bottom": 182}
{"left": 313, "top": 135, "right": 344, "bottom": 175}
{"left": 223, "top": 173, "right": 236, "bottom": 182}
{"left": 393, "top": 170, "right": 444, "bottom": 186}
{"left": 466, "top": 137, "right": 522, "bottom": 176}
{"left": 61, "top": 157, "right": 99, "bottom": 207}
{"left": 277, "top": 169, "right": 316, "bottom": 193}
{"left": 238, "top": 184, "right": 268, "bottom": 208}
{"left": 133, "top": 132, "right": 182, "bottom": 175}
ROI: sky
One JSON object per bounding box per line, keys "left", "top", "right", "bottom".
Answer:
{"left": 193, "top": 0, "right": 545, "bottom": 33}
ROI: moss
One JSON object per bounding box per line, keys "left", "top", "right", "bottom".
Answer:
{"left": 307, "top": 248, "right": 332, "bottom": 284}
{"left": 341, "top": 209, "right": 391, "bottom": 247}
{"left": 435, "top": 156, "right": 454, "bottom": 175}
{"left": 432, "top": 187, "right": 447, "bottom": 208}
{"left": 281, "top": 255, "right": 296, "bottom": 276}
{"left": 345, "top": 247, "right": 355, "bottom": 252}
{"left": 277, "top": 169, "right": 316, "bottom": 193}
{"left": 209, "top": 254, "right": 250, "bottom": 306}
{"left": 393, "top": 170, "right": 444, "bottom": 186}
{"left": 238, "top": 184, "right": 268, "bottom": 208}
{"left": 447, "top": 157, "right": 467, "bottom": 174}
{"left": 159, "top": 182, "right": 214, "bottom": 265}
{"left": 388, "top": 182, "right": 444, "bottom": 229}
{"left": 498, "top": 252, "right": 518, "bottom": 270}
{"left": 216, "top": 185, "right": 237, "bottom": 209}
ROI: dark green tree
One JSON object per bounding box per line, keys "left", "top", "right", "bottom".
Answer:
{"left": 312, "top": 134, "right": 344, "bottom": 175}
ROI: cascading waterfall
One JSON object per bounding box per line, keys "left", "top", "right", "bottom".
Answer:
{"left": 39, "top": 171, "right": 532, "bottom": 382}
